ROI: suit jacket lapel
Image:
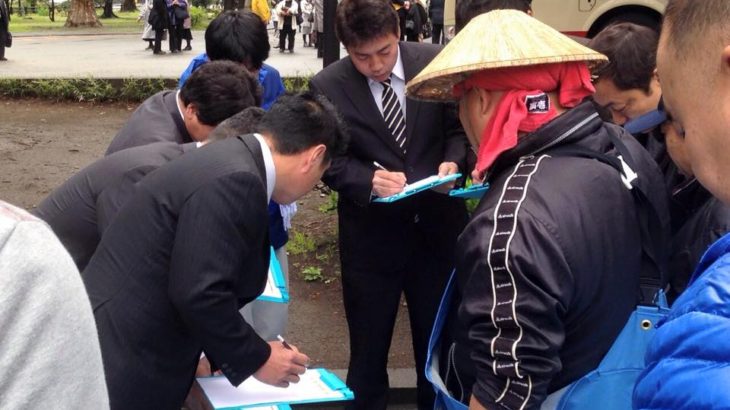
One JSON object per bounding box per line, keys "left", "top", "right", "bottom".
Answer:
{"left": 400, "top": 42, "right": 422, "bottom": 155}
{"left": 340, "top": 59, "right": 406, "bottom": 158}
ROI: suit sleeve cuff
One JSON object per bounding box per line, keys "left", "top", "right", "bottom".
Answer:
{"left": 221, "top": 337, "right": 272, "bottom": 387}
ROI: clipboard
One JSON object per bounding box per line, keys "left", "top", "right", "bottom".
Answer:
{"left": 448, "top": 183, "right": 490, "bottom": 199}
{"left": 373, "top": 173, "right": 462, "bottom": 203}
{"left": 256, "top": 247, "right": 289, "bottom": 304}
{"left": 197, "top": 368, "right": 354, "bottom": 409}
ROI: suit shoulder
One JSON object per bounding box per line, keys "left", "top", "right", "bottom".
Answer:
{"left": 402, "top": 41, "right": 443, "bottom": 61}
{"left": 312, "top": 57, "right": 351, "bottom": 86}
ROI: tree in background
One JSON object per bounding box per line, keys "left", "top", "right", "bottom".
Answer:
{"left": 100, "top": 0, "right": 116, "bottom": 18}
{"left": 65, "top": 0, "right": 101, "bottom": 26}
{"left": 120, "top": 0, "right": 136, "bottom": 12}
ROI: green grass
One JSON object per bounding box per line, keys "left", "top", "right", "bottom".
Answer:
{"left": 8, "top": 9, "right": 213, "bottom": 33}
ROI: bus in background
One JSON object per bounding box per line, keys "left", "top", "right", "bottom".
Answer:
{"left": 531, "top": 0, "right": 666, "bottom": 38}
{"left": 443, "top": 0, "right": 667, "bottom": 42}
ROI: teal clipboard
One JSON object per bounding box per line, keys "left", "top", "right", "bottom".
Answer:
{"left": 197, "top": 368, "right": 354, "bottom": 409}
{"left": 256, "top": 247, "right": 289, "bottom": 304}
{"left": 373, "top": 173, "right": 462, "bottom": 203}
{"left": 448, "top": 183, "right": 490, "bottom": 199}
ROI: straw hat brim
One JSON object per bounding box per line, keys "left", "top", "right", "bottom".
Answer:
{"left": 406, "top": 10, "right": 608, "bottom": 102}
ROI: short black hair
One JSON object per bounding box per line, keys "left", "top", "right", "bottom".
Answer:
{"left": 589, "top": 22, "right": 658, "bottom": 93}
{"left": 335, "top": 0, "right": 399, "bottom": 48}
{"left": 205, "top": 10, "right": 270, "bottom": 70}
{"left": 208, "top": 107, "right": 266, "bottom": 142}
{"left": 180, "top": 61, "right": 262, "bottom": 127}
{"left": 664, "top": 0, "right": 730, "bottom": 59}
{"left": 256, "top": 92, "right": 349, "bottom": 163}
{"left": 455, "top": 0, "right": 531, "bottom": 33}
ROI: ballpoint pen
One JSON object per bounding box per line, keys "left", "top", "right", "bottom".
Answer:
{"left": 277, "top": 334, "right": 293, "bottom": 350}
{"left": 373, "top": 161, "right": 389, "bottom": 172}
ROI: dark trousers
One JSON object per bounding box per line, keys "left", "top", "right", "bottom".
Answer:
{"left": 397, "top": 8, "right": 407, "bottom": 41}
{"left": 278, "top": 25, "right": 295, "bottom": 51}
{"left": 153, "top": 29, "right": 164, "bottom": 53}
{"left": 341, "top": 235, "right": 447, "bottom": 410}
{"left": 169, "top": 24, "right": 183, "bottom": 51}
{"left": 0, "top": 30, "right": 6, "bottom": 59}
{"left": 431, "top": 23, "right": 443, "bottom": 44}
{"left": 316, "top": 31, "right": 323, "bottom": 58}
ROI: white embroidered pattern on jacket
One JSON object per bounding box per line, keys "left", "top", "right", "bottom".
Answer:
{"left": 487, "top": 155, "right": 547, "bottom": 410}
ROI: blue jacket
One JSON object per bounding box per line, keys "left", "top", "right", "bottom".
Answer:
{"left": 178, "top": 54, "right": 286, "bottom": 111}
{"left": 178, "top": 55, "right": 289, "bottom": 248}
{"left": 634, "top": 232, "right": 730, "bottom": 409}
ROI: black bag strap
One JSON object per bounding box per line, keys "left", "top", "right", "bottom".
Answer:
{"left": 546, "top": 141, "right": 667, "bottom": 305}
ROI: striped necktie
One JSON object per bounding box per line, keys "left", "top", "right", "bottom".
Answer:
{"left": 380, "top": 77, "right": 406, "bottom": 152}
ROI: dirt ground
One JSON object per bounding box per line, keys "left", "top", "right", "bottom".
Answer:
{"left": 0, "top": 97, "right": 415, "bottom": 370}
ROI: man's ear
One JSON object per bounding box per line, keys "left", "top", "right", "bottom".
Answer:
{"left": 476, "top": 88, "right": 492, "bottom": 116}
{"left": 183, "top": 102, "right": 197, "bottom": 121}
{"left": 303, "top": 144, "right": 327, "bottom": 172}
{"left": 721, "top": 45, "right": 730, "bottom": 76}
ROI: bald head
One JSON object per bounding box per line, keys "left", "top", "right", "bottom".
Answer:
{"left": 657, "top": 0, "right": 730, "bottom": 204}
{"left": 663, "top": 0, "right": 730, "bottom": 60}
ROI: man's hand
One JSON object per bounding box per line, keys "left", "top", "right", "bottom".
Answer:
{"left": 253, "top": 341, "right": 309, "bottom": 388}
{"left": 469, "top": 395, "right": 488, "bottom": 410}
{"left": 372, "top": 170, "right": 407, "bottom": 198}
{"left": 471, "top": 167, "right": 485, "bottom": 185}
{"left": 432, "top": 161, "right": 459, "bottom": 193}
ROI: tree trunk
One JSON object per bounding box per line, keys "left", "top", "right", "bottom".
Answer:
{"left": 120, "top": 0, "right": 136, "bottom": 12}
{"left": 65, "top": 0, "right": 101, "bottom": 26}
{"left": 100, "top": 0, "right": 116, "bottom": 18}
{"left": 223, "top": 0, "right": 235, "bottom": 10}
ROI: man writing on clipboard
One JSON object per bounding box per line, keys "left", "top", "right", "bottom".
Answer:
{"left": 309, "top": 0, "right": 469, "bottom": 407}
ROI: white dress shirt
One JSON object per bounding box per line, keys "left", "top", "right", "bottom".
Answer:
{"left": 253, "top": 133, "right": 276, "bottom": 202}
{"left": 367, "top": 46, "right": 407, "bottom": 120}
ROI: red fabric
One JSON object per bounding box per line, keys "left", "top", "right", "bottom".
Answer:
{"left": 453, "top": 62, "right": 595, "bottom": 174}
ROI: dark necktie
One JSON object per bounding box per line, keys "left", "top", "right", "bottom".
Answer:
{"left": 380, "top": 77, "right": 406, "bottom": 152}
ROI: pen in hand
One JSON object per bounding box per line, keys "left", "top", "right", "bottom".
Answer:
{"left": 277, "top": 334, "right": 293, "bottom": 350}
{"left": 373, "top": 161, "right": 389, "bottom": 172}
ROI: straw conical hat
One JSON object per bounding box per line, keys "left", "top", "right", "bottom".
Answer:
{"left": 406, "top": 9, "right": 607, "bottom": 101}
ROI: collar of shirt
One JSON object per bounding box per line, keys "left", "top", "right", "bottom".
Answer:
{"left": 253, "top": 133, "right": 276, "bottom": 202}
{"left": 175, "top": 89, "right": 185, "bottom": 122}
{"left": 368, "top": 45, "right": 406, "bottom": 120}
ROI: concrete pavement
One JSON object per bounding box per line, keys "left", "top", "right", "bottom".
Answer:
{"left": 0, "top": 30, "right": 344, "bottom": 78}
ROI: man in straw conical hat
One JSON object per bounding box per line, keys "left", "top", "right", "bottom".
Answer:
{"left": 407, "top": 10, "right": 670, "bottom": 410}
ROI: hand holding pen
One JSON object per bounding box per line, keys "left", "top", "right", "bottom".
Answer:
{"left": 254, "top": 335, "right": 309, "bottom": 388}
{"left": 372, "top": 161, "right": 407, "bottom": 198}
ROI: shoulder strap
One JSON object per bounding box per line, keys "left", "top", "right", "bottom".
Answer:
{"left": 546, "top": 141, "right": 667, "bottom": 306}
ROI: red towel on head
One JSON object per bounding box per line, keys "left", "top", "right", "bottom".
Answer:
{"left": 453, "top": 62, "right": 595, "bottom": 174}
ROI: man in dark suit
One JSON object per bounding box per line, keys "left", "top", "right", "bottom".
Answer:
{"left": 32, "top": 141, "right": 194, "bottom": 271}
{"left": 106, "top": 60, "right": 259, "bottom": 155}
{"left": 82, "top": 92, "right": 348, "bottom": 409}
{"left": 32, "top": 107, "right": 263, "bottom": 271}
{"left": 309, "top": 0, "right": 469, "bottom": 407}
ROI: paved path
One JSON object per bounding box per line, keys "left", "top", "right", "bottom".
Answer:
{"left": 0, "top": 31, "right": 344, "bottom": 78}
